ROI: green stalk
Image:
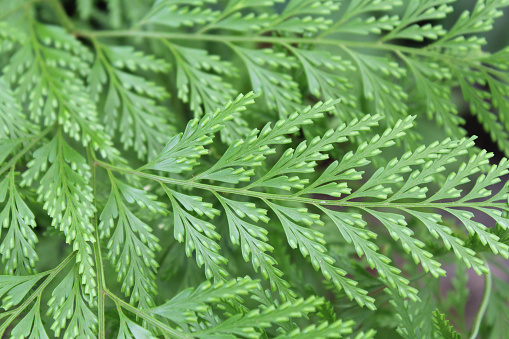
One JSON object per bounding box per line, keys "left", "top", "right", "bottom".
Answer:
{"left": 95, "top": 160, "right": 508, "bottom": 210}
{"left": 88, "top": 146, "right": 107, "bottom": 339}
{"left": 469, "top": 256, "right": 492, "bottom": 339}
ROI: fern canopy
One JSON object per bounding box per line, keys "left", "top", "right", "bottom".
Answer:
{"left": 1, "top": 0, "right": 509, "bottom": 338}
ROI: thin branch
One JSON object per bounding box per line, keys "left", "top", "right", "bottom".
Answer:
{"left": 94, "top": 160, "right": 508, "bottom": 210}
{"left": 469, "top": 256, "right": 492, "bottom": 339}
{"left": 88, "top": 146, "right": 107, "bottom": 339}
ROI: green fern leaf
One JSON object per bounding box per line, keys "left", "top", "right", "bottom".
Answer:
{"left": 47, "top": 267, "right": 97, "bottom": 339}
{"left": 2, "top": 1, "right": 509, "bottom": 337}
{"left": 100, "top": 174, "right": 165, "bottom": 308}
{"left": 0, "top": 169, "right": 39, "bottom": 275}
{"left": 117, "top": 308, "right": 157, "bottom": 339}
{"left": 89, "top": 42, "right": 173, "bottom": 159}
{"left": 432, "top": 309, "right": 460, "bottom": 339}
{"left": 0, "top": 78, "right": 37, "bottom": 140}
{"left": 3, "top": 23, "right": 118, "bottom": 159}
{"left": 145, "top": 92, "right": 258, "bottom": 173}
{"left": 10, "top": 300, "right": 49, "bottom": 339}
{"left": 0, "top": 274, "right": 42, "bottom": 310}
{"left": 21, "top": 133, "right": 97, "bottom": 301}
{"left": 149, "top": 276, "right": 258, "bottom": 325}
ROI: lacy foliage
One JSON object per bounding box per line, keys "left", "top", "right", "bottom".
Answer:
{"left": 1, "top": 1, "right": 509, "bottom": 338}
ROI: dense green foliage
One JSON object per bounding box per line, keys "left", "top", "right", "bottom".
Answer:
{"left": 1, "top": 0, "right": 509, "bottom": 338}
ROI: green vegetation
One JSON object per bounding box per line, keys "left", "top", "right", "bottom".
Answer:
{"left": 1, "top": 0, "right": 509, "bottom": 338}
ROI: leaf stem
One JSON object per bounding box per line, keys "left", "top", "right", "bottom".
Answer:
{"left": 104, "top": 289, "right": 191, "bottom": 338}
{"left": 0, "top": 251, "right": 76, "bottom": 336}
{"left": 73, "top": 28, "right": 498, "bottom": 80}
{"left": 469, "top": 256, "right": 492, "bottom": 339}
{"left": 74, "top": 29, "right": 477, "bottom": 62}
{"left": 0, "top": 124, "right": 54, "bottom": 177}
{"left": 72, "top": 29, "right": 386, "bottom": 48}
{"left": 88, "top": 146, "right": 107, "bottom": 339}
{"left": 94, "top": 160, "right": 508, "bottom": 210}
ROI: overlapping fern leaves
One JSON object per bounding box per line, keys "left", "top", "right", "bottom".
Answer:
{"left": 100, "top": 93, "right": 509, "bottom": 310}
{"left": 74, "top": 0, "right": 509, "bottom": 153}
{"left": 1, "top": 0, "right": 509, "bottom": 338}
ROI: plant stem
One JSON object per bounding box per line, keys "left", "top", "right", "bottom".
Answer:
{"left": 73, "top": 28, "right": 497, "bottom": 79}
{"left": 76, "top": 29, "right": 427, "bottom": 51}
{"left": 95, "top": 160, "right": 508, "bottom": 210}
{"left": 88, "top": 146, "right": 107, "bottom": 339}
{"left": 74, "top": 28, "right": 488, "bottom": 64}
{"left": 469, "top": 256, "right": 492, "bottom": 339}
{"left": 0, "top": 251, "right": 77, "bottom": 336}
{"left": 0, "top": 124, "right": 54, "bottom": 177}
{"left": 105, "top": 289, "right": 191, "bottom": 339}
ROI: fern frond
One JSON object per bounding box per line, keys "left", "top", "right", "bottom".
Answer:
{"left": 345, "top": 51, "right": 407, "bottom": 125}
{"left": 432, "top": 309, "right": 460, "bottom": 339}
{"left": 111, "top": 278, "right": 358, "bottom": 338}
{"left": 217, "top": 195, "right": 296, "bottom": 301}
{"left": 149, "top": 276, "right": 258, "bottom": 325}
{"left": 203, "top": 0, "right": 281, "bottom": 33}
{"left": 165, "top": 186, "right": 228, "bottom": 281}
{"left": 268, "top": 0, "right": 339, "bottom": 34}
{"left": 144, "top": 1, "right": 218, "bottom": 29}
{"left": 2, "top": 1, "right": 509, "bottom": 337}
{"left": 145, "top": 92, "right": 258, "bottom": 173}
{"left": 89, "top": 42, "right": 173, "bottom": 160}
{"left": 232, "top": 46, "right": 301, "bottom": 116}
{"left": 21, "top": 133, "right": 97, "bottom": 301}
{"left": 10, "top": 299, "right": 49, "bottom": 339}
{"left": 194, "top": 95, "right": 341, "bottom": 185}
{"left": 94, "top": 0, "right": 152, "bottom": 28}
{"left": 112, "top": 0, "right": 509, "bottom": 154}
{"left": 169, "top": 42, "right": 236, "bottom": 117}
{"left": 289, "top": 48, "right": 354, "bottom": 104}
{"left": 0, "top": 168, "right": 38, "bottom": 275}
{"left": 387, "top": 287, "right": 418, "bottom": 339}
{"left": 0, "top": 78, "right": 37, "bottom": 140}
{"left": 0, "top": 274, "right": 42, "bottom": 310}
{"left": 100, "top": 173, "right": 165, "bottom": 308}
{"left": 3, "top": 22, "right": 118, "bottom": 159}
{"left": 381, "top": 1, "right": 453, "bottom": 42}
{"left": 195, "top": 296, "right": 328, "bottom": 337}
{"left": 398, "top": 55, "right": 463, "bottom": 139}
{"left": 274, "top": 319, "right": 354, "bottom": 339}
{"left": 102, "top": 95, "right": 509, "bottom": 312}
{"left": 117, "top": 307, "right": 157, "bottom": 339}
{"left": 47, "top": 267, "right": 97, "bottom": 338}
